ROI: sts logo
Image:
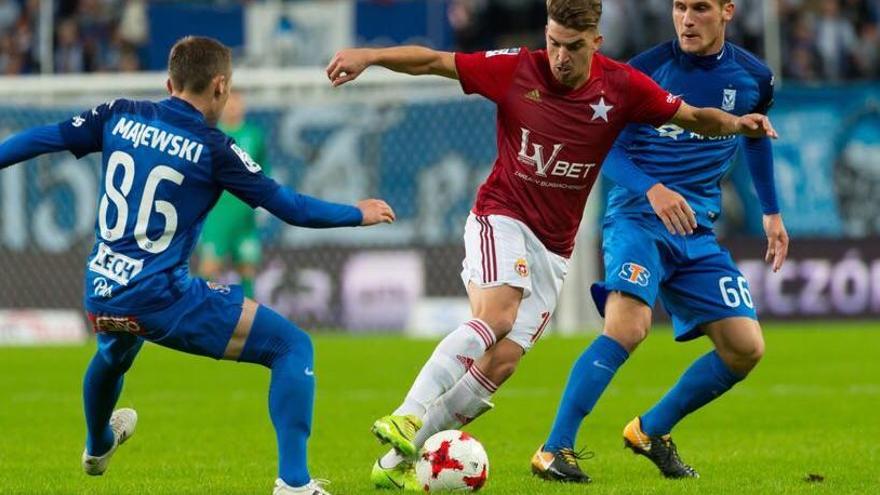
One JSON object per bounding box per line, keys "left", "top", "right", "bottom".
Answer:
{"left": 619, "top": 262, "right": 651, "bottom": 287}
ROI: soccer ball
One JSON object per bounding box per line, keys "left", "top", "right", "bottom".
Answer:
{"left": 415, "top": 430, "right": 489, "bottom": 492}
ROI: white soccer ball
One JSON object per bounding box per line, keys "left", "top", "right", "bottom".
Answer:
{"left": 415, "top": 430, "right": 489, "bottom": 492}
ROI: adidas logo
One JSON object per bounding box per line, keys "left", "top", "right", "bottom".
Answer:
{"left": 524, "top": 89, "right": 542, "bottom": 103}
{"left": 457, "top": 355, "right": 474, "bottom": 369}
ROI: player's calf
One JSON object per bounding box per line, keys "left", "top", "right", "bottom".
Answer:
{"left": 81, "top": 408, "right": 137, "bottom": 476}
{"left": 623, "top": 417, "right": 698, "bottom": 479}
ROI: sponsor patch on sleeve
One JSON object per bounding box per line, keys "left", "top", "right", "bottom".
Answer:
{"left": 486, "top": 48, "right": 520, "bottom": 58}
{"left": 231, "top": 143, "right": 262, "bottom": 173}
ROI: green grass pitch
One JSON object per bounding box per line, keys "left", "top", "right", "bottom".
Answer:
{"left": 1, "top": 322, "right": 878, "bottom": 494}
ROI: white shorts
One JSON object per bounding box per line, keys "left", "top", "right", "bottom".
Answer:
{"left": 460, "top": 213, "right": 570, "bottom": 352}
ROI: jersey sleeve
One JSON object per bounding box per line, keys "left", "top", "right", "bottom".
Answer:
{"left": 753, "top": 72, "right": 775, "bottom": 115}
{"left": 211, "top": 137, "right": 281, "bottom": 209}
{"left": 455, "top": 48, "right": 522, "bottom": 103}
{"left": 57, "top": 100, "right": 118, "bottom": 158}
{"left": 624, "top": 66, "right": 682, "bottom": 127}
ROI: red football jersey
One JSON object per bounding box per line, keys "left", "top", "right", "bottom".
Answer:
{"left": 455, "top": 48, "right": 682, "bottom": 257}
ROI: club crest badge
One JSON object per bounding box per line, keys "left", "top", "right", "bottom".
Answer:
{"left": 515, "top": 258, "right": 529, "bottom": 278}
{"left": 722, "top": 88, "right": 737, "bottom": 111}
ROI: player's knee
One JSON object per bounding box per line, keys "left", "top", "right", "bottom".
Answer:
{"left": 278, "top": 323, "right": 313, "bottom": 363}
{"left": 96, "top": 335, "right": 141, "bottom": 371}
{"left": 478, "top": 315, "right": 515, "bottom": 338}
{"left": 469, "top": 285, "right": 522, "bottom": 339}
{"left": 245, "top": 307, "right": 314, "bottom": 368}
{"left": 98, "top": 346, "right": 138, "bottom": 372}
{"left": 602, "top": 294, "right": 651, "bottom": 352}
{"left": 602, "top": 321, "right": 649, "bottom": 353}
{"left": 735, "top": 334, "right": 765, "bottom": 370}
{"left": 721, "top": 330, "right": 765, "bottom": 374}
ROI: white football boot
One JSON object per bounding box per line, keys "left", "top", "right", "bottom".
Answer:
{"left": 81, "top": 408, "right": 138, "bottom": 476}
{"left": 273, "top": 478, "right": 331, "bottom": 495}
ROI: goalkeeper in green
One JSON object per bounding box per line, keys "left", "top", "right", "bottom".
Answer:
{"left": 198, "top": 91, "right": 269, "bottom": 297}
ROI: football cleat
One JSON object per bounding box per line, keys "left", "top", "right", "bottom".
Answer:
{"left": 623, "top": 417, "right": 699, "bottom": 479}
{"left": 371, "top": 414, "right": 422, "bottom": 458}
{"left": 530, "top": 445, "right": 592, "bottom": 483}
{"left": 273, "top": 478, "right": 331, "bottom": 495}
{"left": 370, "top": 458, "right": 420, "bottom": 490}
{"left": 81, "top": 408, "right": 138, "bottom": 476}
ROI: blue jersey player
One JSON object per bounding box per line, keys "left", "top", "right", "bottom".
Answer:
{"left": 0, "top": 37, "right": 395, "bottom": 495}
{"left": 531, "top": 0, "right": 790, "bottom": 482}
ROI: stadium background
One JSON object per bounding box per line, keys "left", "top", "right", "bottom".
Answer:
{"left": 0, "top": 2, "right": 878, "bottom": 494}
{"left": 0, "top": 0, "right": 878, "bottom": 342}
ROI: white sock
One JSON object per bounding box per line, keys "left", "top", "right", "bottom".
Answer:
{"left": 379, "top": 448, "right": 407, "bottom": 469}
{"left": 413, "top": 364, "right": 497, "bottom": 450}
{"left": 393, "top": 319, "right": 496, "bottom": 418}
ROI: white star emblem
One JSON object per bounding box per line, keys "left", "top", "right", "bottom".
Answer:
{"left": 590, "top": 97, "right": 614, "bottom": 122}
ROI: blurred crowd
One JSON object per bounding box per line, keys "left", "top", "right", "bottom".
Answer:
{"left": 0, "top": 0, "right": 877, "bottom": 81}
{"left": 449, "top": 0, "right": 880, "bottom": 81}
{"left": 0, "top": 0, "right": 146, "bottom": 74}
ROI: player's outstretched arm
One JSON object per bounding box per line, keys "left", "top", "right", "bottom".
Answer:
{"left": 0, "top": 125, "right": 70, "bottom": 170}
{"left": 214, "top": 138, "right": 395, "bottom": 229}
{"left": 259, "top": 186, "right": 395, "bottom": 229}
{"left": 670, "top": 102, "right": 779, "bottom": 139}
{"left": 326, "top": 46, "right": 457, "bottom": 87}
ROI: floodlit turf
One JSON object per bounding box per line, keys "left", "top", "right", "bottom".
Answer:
{"left": 1, "top": 322, "right": 878, "bottom": 494}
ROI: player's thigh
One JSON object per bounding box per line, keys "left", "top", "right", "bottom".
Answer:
{"left": 660, "top": 244, "right": 757, "bottom": 343}
{"left": 591, "top": 215, "right": 665, "bottom": 345}
{"left": 467, "top": 283, "right": 524, "bottom": 337}
{"left": 137, "top": 279, "right": 246, "bottom": 360}
{"left": 461, "top": 213, "right": 531, "bottom": 335}
{"left": 505, "top": 236, "right": 569, "bottom": 353}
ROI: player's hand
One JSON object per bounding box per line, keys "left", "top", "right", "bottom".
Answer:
{"left": 763, "top": 213, "right": 789, "bottom": 272}
{"left": 326, "top": 48, "right": 374, "bottom": 87}
{"left": 357, "top": 199, "right": 396, "bottom": 226}
{"left": 646, "top": 183, "right": 697, "bottom": 235}
{"left": 736, "top": 114, "right": 779, "bottom": 139}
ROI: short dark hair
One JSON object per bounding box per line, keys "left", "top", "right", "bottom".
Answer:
{"left": 546, "top": 0, "right": 602, "bottom": 31}
{"left": 168, "top": 36, "right": 232, "bottom": 93}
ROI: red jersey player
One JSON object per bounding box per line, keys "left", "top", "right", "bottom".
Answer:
{"left": 326, "top": 0, "right": 777, "bottom": 488}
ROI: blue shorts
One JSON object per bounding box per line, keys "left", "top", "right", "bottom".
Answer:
{"left": 591, "top": 214, "right": 757, "bottom": 342}
{"left": 88, "top": 278, "right": 244, "bottom": 359}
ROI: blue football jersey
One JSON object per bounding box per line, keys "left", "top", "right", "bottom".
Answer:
{"left": 58, "top": 97, "right": 280, "bottom": 314}
{"left": 604, "top": 41, "right": 774, "bottom": 226}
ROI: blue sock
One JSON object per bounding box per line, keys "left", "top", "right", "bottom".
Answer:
{"left": 83, "top": 332, "right": 143, "bottom": 456}
{"left": 239, "top": 306, "right": 315, "bottom": 488}
{"left": 545, "top": 335, "right": 629, "bottom": 452}
{"left": 641, "top": 350, "right": 744, "bottom": 437}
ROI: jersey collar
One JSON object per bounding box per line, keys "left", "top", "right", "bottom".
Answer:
{"left": 163, "top": 96, "right": 206, "bottom": 122}
{"left": 673, "top": 41, "right": 729, "bottom": 69}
